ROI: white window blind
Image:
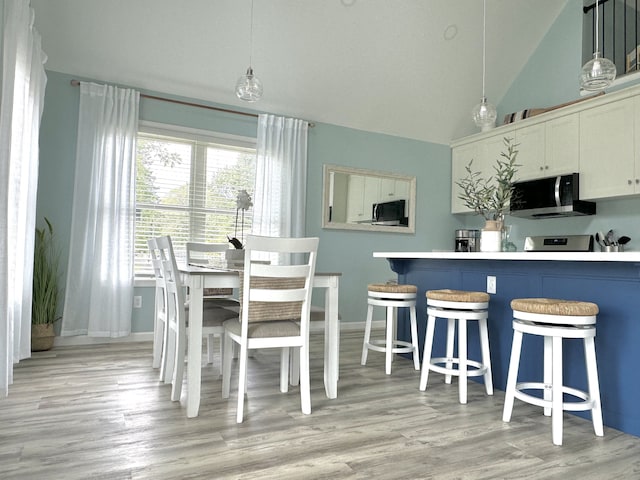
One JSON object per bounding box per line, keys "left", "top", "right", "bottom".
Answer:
{"left": 135, "top": 124, "right": 256, "bottom": 273}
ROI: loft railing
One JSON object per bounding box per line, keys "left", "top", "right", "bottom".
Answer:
{"left": 583, "top": 0, "right": 640, "bottom": 77}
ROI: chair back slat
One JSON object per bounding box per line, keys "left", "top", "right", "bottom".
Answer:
{"left": 186, "top": 242, "right": 230, "bottom": 267}
{"left": 240, "top": 235, "right": 318, "bottom": 325}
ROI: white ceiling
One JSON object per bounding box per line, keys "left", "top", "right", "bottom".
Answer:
{"left": 32, "top": 0, "right": 569, "bottom": 145}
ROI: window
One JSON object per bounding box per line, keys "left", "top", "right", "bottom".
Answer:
{"left": 134, "top": 122, "right": 256, "bottom": 273}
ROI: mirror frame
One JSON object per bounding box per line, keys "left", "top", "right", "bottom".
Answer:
{"left": 322, "top": 164, "right": 416, "bottom": 234}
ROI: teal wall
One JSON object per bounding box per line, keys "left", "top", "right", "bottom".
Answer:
{"left": 37, "top": 71, "right": 456, "bottom": 333}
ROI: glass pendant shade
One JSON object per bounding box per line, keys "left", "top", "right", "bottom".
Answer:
{"left": 235, "top": 67, "right": 263, "bottom": 102}
{"left": 472, "top": 97, "right": 497, "bottom": 132}
{"left": 580, "top": 52, "right": 617, "bottom": 92}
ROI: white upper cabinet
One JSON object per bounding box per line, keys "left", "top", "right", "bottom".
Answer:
{"left": 545, "top": 114, "right": 580, "bottom": 178}
{"left": 515, "top": 115, "right": 579, "bottom": 182}
{"left": 579, "top": 98, "right": 636, "bottom": 200}
{"left": 514, "top": 122, "right": 545, "bottom": 181}
{"left": 451, "top": 130, "right": 515, "bottom": 214}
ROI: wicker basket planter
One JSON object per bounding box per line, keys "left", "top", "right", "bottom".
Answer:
{"left": 31, "top": 323, "right": 55, "bottom": 352}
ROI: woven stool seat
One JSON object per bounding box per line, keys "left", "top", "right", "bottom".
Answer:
{"left": 511, "top": 298, "right": 599, "bottom": 317}
{"left": 369, "top": 283, "right": 418, "bottom": 294}
{"left": 362, "top": 283, "right": 420, "bottom": 375}
{"left": 503, "top": 298, "right": 603, "bottom": 446}
{"left": 427, "top": 289, "right": 489, "bottom": 303}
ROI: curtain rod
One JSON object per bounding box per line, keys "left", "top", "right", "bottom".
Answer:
{"left": 69, "top": 80, "right": 314, "bottom": 127}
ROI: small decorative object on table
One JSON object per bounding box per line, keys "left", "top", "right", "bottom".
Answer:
{"left": 226, "top": 189, "right": 253, "bottom": 266}
{"left": 455, "top": 138, "right": 520, "bottom": 252}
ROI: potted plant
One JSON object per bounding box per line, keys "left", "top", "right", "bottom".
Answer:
{"left": 226, "top": 189, "right": 253, "bottom": 265}
{"left": 31, "top": 218, "right": 62, "bottom": 351}
{"left": 455, "top": 137, "right": 519, "bottom": 251}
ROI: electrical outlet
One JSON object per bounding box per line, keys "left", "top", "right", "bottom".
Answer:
{"left": 487, "top": 276, "right": 497, "bottom": 294}
{"left": 133, "top": 296, "right": 142, "bottom": 308}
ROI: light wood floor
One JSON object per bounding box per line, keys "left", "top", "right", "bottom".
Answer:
{"left": 2, "top": 330, "right": 640, "bottom": 480}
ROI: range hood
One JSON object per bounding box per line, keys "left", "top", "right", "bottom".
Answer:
{"left": 509, "top": 173, "right": 596, "bottom": 219}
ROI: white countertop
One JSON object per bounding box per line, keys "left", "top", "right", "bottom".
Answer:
{"left": 373, "top": 251, "right": 640, "bottom": 262}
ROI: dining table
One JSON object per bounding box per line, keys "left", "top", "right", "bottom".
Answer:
{"left": 180, "top": 264, "right": 341, "bottom": 418}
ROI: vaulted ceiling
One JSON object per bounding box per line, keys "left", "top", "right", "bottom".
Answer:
{"left": 32, "top": 0, "right": 569, "bottom": 145}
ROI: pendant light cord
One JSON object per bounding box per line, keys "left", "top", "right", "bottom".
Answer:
{"left": 482, "top": 0, "right": 487, "bottom": 99}
{"left": 594, "top": 0, "right": 599, "bottom": 53}
{"left": 249, "top": 0, "right": 255, "bottom": 68}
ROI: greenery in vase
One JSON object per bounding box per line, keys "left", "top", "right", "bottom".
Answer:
{"left": 455, "top": 137, "right": 520, "bottom": 222}
{"left": 227, "top": 189, "right": 253, "bottom": 249}
{"left": 32, "top": 218, "right": 62, "bottom": 325}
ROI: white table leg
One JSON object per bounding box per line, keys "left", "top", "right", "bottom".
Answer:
{"left": 324, "top": 276, "right": 339, "bottom": 399}
{"left": 186, "top": 275, "right": 203, "bottom": 418}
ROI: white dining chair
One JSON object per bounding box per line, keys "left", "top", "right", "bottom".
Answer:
{"left": 222, "top": 235, "right": 319, "bottom": 423}
{"left": 156, "top": 236, "right": 237, "bottom": 401}
{"left": 186, "top": 241, "right": 240, "bottom": 364}
{"left": 147, "top": 237, "right": 168, "bottom": 379}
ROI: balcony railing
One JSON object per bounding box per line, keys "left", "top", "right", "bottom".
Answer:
{"left": 583, "top": 0, "right": 640, "bottom": 77}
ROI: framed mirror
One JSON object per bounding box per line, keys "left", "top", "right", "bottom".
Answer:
{"left": 322, "top": 164, "right": 416, "bottom": 233}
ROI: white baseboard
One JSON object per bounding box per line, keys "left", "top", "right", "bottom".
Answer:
{"left": 52, "top": 320, "right": 384, "bottom": 347}
{"left": 53, "top": 332, "right": 154, "bottom": 347}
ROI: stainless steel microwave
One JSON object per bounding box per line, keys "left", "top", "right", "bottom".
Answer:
{"left": 509, "top": 173, "right": 596, "bottom": 218}
{"left": 372, "top": 199, "right": 407, "bottom": 225}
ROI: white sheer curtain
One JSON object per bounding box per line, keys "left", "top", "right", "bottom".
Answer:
{"left": 0, "top": 0, "right": 48, "bottom": 396}
{"left": 60, "top": 82, "right": 139, "bottom": 338}
{"left": 252, "top": 114, "right": 309, "bottom": 239}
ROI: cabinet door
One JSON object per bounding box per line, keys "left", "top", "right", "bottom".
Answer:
{"left": 580, "top": 99, "right": 635, "bottom": 200}
{"left": 451, "top": 142, "right": 478, "bottom": 214}
{"left": 635, "top": 97, "right": 640, "bottom": 194}
{"left": 515, "top": 122, "right": 545, "bottom": 181}
{"left": 545, "top": 114, "right": 579, "bottom": 178}
{"left": 345, "top": 175, "right": 366, "bottom": 222}
{"left": 379, "top": 177, "right": 396, "bottom": 200}
{"left": 363, "top": 176, "right": 381, "bottom": 218}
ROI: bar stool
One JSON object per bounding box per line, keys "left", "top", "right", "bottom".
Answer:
{"left": 502, "top": 298, "right": 603, "bottom": 446}
{"left": 361, "top": 283, "right": 420, "bottom": 375}
{"left": 419, "top": 289, "right": 493, "bottom": 404}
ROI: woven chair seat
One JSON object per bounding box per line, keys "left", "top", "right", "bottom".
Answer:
{"left": 427, "top": 289, "right": 489, "bottom": 303}
{"left": 368, "top": 283, "right": 417, "bottom": 294}
{"left": 511, "top": 298, "right": 599, "bottom": 316}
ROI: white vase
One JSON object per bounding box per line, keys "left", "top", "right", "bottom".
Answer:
{"left": 480, "top": 220, "right": 503, "bottom": 252}
{"left": 225, "top": 249, "right": 245, "bottom": 267}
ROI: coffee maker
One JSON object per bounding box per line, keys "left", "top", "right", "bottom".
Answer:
{"left": 455, "top": 229, "right": 480, "bottom": 252}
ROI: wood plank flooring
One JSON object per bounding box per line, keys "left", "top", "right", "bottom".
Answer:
{"left": 2, "top": 330, "right": 640, "bottom": 479}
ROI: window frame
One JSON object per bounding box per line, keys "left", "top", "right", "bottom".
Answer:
{"left": 135, "top": 121, "right": 256, "bottom": 277}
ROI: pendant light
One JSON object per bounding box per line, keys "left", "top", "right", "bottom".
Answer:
{"left": 472, "top": 0, "right": 497, "bottom": 132}
{"left": 580, "top": 0, "right": 616, "bottom": 92}
{"left": 235, "top": 0, "right": 263, "bottom": 102}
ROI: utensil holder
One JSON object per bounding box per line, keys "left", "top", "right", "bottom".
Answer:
{"left": 601, "top": 245, "right": 623, "bottom": 252}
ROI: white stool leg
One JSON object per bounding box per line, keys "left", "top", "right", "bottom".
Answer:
{"left": 385, "top": 305, "right": 395, "bottom": 375}
{"left": 444, "top": 318, "right": 455, "bottom": 384}
{"left": 478, "top": 318, "right": 493, "bottom": 395}
{"left": 502, "top": 329, "right": 523, "bottom": 422}
{"left": 458, "top": 318, "right": 468, "bottom": 404}
{"left": 584, "top": 336, "right": 604, "bottom": 437}
{"left": 419, "top": 314, "right": 436, "bottom": 391}
{"left": 361, "top": 303, "right": 374, "bottom": 366}
{"left": 552, "top": 335, "right": 563, "bottom": 446}
{"left": 544, "top": 336, "right": 552, "bottom": 417}
{"left": 409, "top": 305, "right": 420, "bottom": 370}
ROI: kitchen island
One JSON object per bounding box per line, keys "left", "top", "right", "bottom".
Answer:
{"left": 373, "top": 251, "right": 640, "bottom": 438}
